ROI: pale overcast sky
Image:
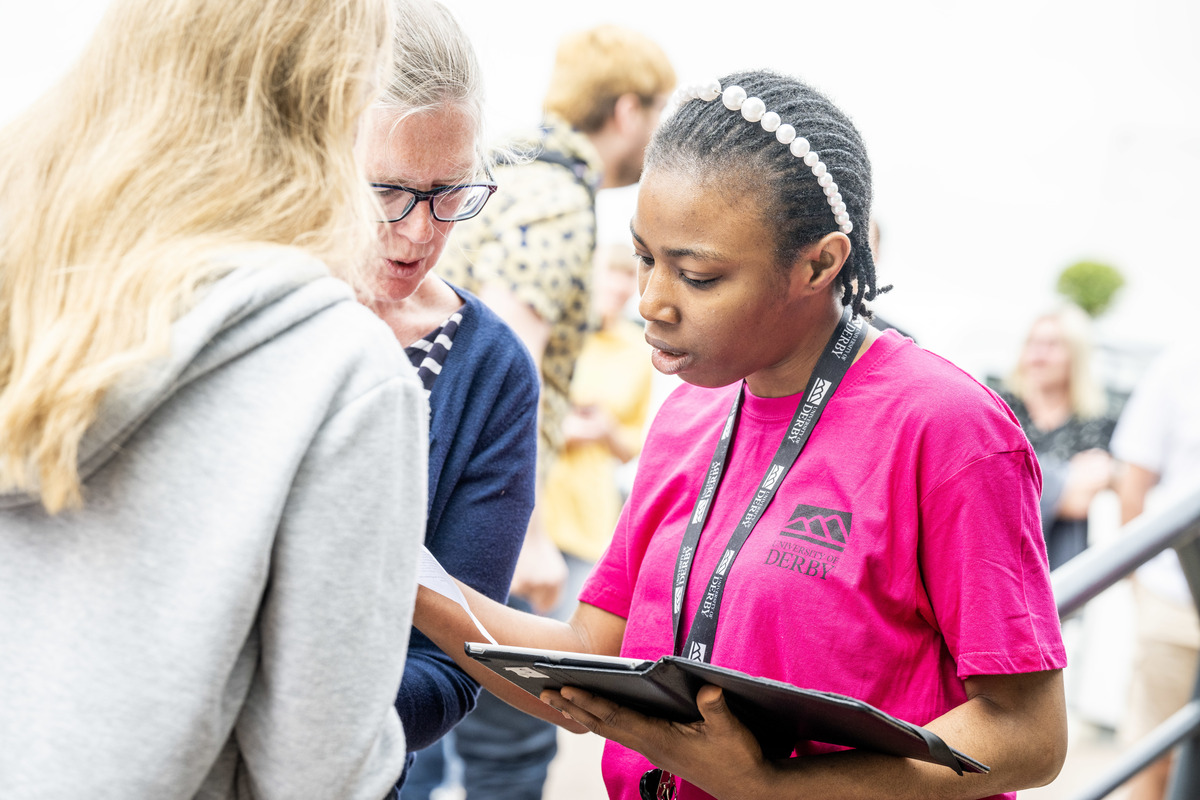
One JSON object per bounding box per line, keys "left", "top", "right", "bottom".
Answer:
{"left": 4, "top": 0, "right": 1198, "bottom": 379}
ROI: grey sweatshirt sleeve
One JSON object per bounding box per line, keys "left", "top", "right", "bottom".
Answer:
{"left": 233, "top": 375, "right": 427, "bottom": 800}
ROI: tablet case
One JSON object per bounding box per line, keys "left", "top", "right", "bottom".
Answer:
{"left": 465, "top": 643, "right": 988, "bottom": 775}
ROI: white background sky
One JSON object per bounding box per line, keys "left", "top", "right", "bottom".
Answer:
{"left": 3, "top": 0, "right": 1197, "bottom": 382}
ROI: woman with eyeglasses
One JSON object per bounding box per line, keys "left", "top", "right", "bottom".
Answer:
{"left": 413, "top": 69, "right": 1068, "bottom": 800}
{"left": 355, "top": 1, "right": 541, "bottom": 794}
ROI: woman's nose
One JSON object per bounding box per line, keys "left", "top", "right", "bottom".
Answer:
{"left": 390, "top": 200, "right": 436, "bottom": 244}
{"left": 638, "top": 265, "right": 678, "bottom": 325}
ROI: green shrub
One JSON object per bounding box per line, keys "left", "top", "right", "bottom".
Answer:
{"left": 1056, "top": 260, "right": 1125, "bottom": 317}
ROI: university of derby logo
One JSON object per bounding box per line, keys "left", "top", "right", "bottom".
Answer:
{"left": 764, "top": 503, "right": 851, "bottom": 581}
{"left": 762, "top": 464, "right": 785, "bottom": 492}
{"left": 780, "top": 504, "right": 851, "bottom": 552}
{"left": 807, "top": 377, "right": 832, "bottom": 406}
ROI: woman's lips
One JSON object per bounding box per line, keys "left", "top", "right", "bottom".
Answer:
{"left": 645, "top": 335, "right": 693, "bottom": 375}
{"left": 384, "top": 258, "right": 421, "bottom": 278}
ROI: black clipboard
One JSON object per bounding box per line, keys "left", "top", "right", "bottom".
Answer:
{"left": 465, "top": 643, "right": 988, "bottom": 775}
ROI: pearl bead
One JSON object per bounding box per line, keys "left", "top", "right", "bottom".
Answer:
{"left": 832, "top": 202, "right": 847, "bottom": 215}
{"left": 824, "top": 182, "right": 838, "bottom": 196}
{"left": 699, "top": 80, "right": 722, "bottom": 102}
{"left": 775, "top": 124, "right": 796, "bottom": 144}
{"left": 840, "top": 221, "right": 854, "bottom": 234}
{"left": 830, "top": 192, "right": 842, "bottom": 206}
{"left": 817, "top": 173, "right": 833, "bottom": 188}
{"left": 722, "top": 85, "right": 747, "bottom": 110}
{"left": 836, "top": 212, "right": 850, "bottom": 224}
{"left": 803, "top": 151, "right": 819, "bottom": 167}
{"left": 812, "top": 162, "right": 827, "bottom": 178}
{"left": 741, "top": 97, "right": 766, "bottom": 122}
{"left": 789, "top": 137, "right": 810, "bottom": 158}
{"left": 760, "top": 111, "right": 781, "bottom": 132}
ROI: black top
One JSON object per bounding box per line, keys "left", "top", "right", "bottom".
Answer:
{"left": 997, "top": 390, "right": 1116, "bottom": 462}
{"left": 998, "top": 389, "right": 1117, "bottom": 570}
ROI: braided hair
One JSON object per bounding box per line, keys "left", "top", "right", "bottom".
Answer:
{"left": 645, "top": 69, "right": 890, "bottom": 318}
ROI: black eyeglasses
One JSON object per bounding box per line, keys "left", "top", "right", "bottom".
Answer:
{"left": 370, "top": 180, "right": 498, "bottom": 223}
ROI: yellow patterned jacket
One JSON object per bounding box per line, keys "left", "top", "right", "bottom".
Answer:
{"left": 438, "top": 115, "right": 604, "bottom": 478}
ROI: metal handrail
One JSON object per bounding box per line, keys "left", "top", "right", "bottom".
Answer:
{"left": 1053, "top": 487, "right": 1200, "bottom": 620}
{"left": 1050, "top": 482, "right": 1200, "bottom": 800}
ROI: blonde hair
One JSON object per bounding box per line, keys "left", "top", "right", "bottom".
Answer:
{"left": 0, "top": 0, "right": 393, "bottom": 512}
{"left": 381, "top": 0, "right": 486, "bottom": 167}
{"left": 1008, "top": 304, "right": 1107, "bottom": 419}
{"left": 543, "top": 25, "right": 676, "bottom": 134}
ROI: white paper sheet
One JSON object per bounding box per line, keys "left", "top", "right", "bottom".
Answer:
{"left": 418, "top": 546, "right": 498, "bottom": 645}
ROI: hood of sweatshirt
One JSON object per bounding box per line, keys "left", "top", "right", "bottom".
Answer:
{"left": 0, "top": 247, "right": 355, "bottom": 509}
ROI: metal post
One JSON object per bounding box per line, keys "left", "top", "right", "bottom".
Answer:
{"left": 1054, "top": 486, "right": 1200, "bottom": 800}
{"left": 1165, "top": 531, "right": 1200, "bottom": 800}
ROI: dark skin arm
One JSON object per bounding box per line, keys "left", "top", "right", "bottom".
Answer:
{"left": 543, "top": 669, "right": 1066, "bottom": 800}
{"left": 411, "top": 580, "right": 625, "bottom": 734}
{"left": 414, "top": 577, "right": 1066, "bottom": 797}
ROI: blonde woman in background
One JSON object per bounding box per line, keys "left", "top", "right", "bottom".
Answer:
{"left": 1000, "top": 304, "right": 1117, "bottom": 570}
{"left": 0, "top": 0, "right": 428, "bottom": 798}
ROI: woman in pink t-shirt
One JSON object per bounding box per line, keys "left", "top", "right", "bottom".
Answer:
{"left": 414, "top": 69, "right": 1067, "bottom": 800}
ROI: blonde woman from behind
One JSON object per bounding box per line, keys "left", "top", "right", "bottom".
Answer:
{"left": 0, "top": 0, "right": 427, "bottom": 798}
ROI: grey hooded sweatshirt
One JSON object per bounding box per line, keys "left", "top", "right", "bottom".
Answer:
{"left": 0, "top": 249, "right": 427, "bottom": 799}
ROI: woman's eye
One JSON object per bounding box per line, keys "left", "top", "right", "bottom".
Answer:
{"left": 634, "top": 253, "right": 654, "bottom": 268}
{"left": 681, "top": 274, "right": 717, "bottom": 287}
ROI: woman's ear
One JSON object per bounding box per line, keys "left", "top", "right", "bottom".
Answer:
{"left": 611, "top": 93, "right": 645, "bottom": 134}
{"left": 795, "top": 231, "right": 851, "bottom": 294}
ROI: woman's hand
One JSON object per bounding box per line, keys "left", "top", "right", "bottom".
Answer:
{"left": 562, "top": 404, "right": 636, "bottom": 461}
{"left": 510, "top": 520, "right": 568, "bottom": 614}
{"left": 1058, "top": 448, "right": 1113, "bottom": 519}
{"left": 542, "top": 684, "right": 771, "bottom": 799}
{"left": 542, "top": 669, "right": 1067, "bottom": 800}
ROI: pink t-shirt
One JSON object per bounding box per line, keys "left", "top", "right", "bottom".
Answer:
{"left": 580, "top": 331, "right": 1066, "bottom": 800}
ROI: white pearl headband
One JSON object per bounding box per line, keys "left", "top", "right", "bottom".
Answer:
{"left": 673, "top": 80, "right": 852, "bottom": 235}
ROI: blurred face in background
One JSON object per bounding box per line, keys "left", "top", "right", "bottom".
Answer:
{"left": 1020, "top": 317, "right": 1072, "bottom": 391}
{"left": 607, "top": 93, "right": 670, "bottom": 188}
{"left": 593, "top": 245, "right": 639, "bottom": 323}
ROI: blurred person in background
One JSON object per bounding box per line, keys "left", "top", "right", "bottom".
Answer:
{"left": 431, "top": 24, "right": 674, "bottom": 800}
{"left": 999, "top": 304, "right": 1117, "bottom": 570}
{"left": 1111, "top": 343, "right": 1200, "bottom": 800}
{"left": 356, "top": 1, "right": 539, "bottom": 797}
{"left": 0, "top": 0, "right": 427, "bottom": 797}
{"left": 544, "top": 243, "right": 654, "bottom": 621}
{"left": 864, "top": 217, "right": 913, "bottom": 340}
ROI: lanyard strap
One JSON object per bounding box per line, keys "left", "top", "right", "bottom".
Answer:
{"left": 671, "top": 306, "right": 866, "bottom": 662}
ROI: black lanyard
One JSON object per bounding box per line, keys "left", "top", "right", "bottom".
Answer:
{"left": 671, "top": 306, "right": 867, "bottom": 662}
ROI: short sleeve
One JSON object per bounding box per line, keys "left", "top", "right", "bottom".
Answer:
{"left": 579, "top": 499, "right": 636, "bottom": 620}
{"left": 917, "top": 449, "right": 1066, "bottom": 678}
{"left": 1111, "top": 358, "right": 1173, "bottom": 473}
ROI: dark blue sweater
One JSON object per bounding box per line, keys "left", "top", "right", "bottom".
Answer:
{"left": 395, "top": 288, "right": 538, "bottom": 759}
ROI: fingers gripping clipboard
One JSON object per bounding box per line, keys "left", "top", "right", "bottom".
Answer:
{"left": 465, "top": 643, "right": 988, "bottom": 775}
